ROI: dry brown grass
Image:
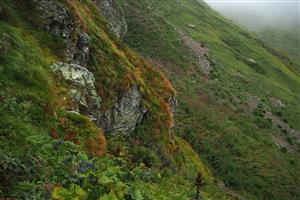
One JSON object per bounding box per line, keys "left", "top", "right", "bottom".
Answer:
{"left": 85, "top": 132, "right": 107, "bottom": 157}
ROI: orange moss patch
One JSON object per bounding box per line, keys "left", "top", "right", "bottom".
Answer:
{"left": 85, "top": 132, "right": 107, "bottom": 157}
{"left": 64, "top": 131, "right": 80, "bottom": 144}
{"left": 50, "top": 128, "right": 59, "bottom": 139}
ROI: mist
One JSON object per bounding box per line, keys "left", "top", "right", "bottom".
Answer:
{"left": 204, "top": 0, "right": 300, "bottom": 32}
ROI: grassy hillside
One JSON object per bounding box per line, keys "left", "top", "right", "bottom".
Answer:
{"left": 0, "top": 0, "right": 235, "bottom": 199}
{"left": 117, "top": 0, "right": 300, "bottom": 199}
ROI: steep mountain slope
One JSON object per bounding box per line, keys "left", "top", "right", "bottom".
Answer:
{"left": 0, "top": 0, "right": 233, "bottom": 199}
{"left": 117, "top": 0, "right": 300, "bottom": 199}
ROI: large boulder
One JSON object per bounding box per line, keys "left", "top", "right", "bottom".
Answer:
{"left": 98, "top": 85, "right": 147, "bottom": 135}
{"left": 51, "top": 62, "right": 101, "bottom": 117}
{"left": 93, "top": 0, "right": 127, "bottom": 38}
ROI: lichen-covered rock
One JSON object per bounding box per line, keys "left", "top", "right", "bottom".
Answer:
{"left": 0, "top": 33, "right": 12, "bottom": 54}
{"left": 93, "top": 0, "right": 127, "bottom": 38}
{"left": 247, "top": 58, "right": 257, "bottom": 65}
{"left": 34, "top": 0, "right": 74, "bottom": 38}
{"left": 34, "top": 0, "right": 91, "bottom": 66}
{"left": 98, "top": 85, "right": 147, "bottom": 135}
{"left": 51, "top": 62, "right": 101, "bottom": 117}
{"left": 73, "top": 33, "right": 90, "bottom": 67}
{"left": 33, "top": 0, "right": 78, "bottom": 62}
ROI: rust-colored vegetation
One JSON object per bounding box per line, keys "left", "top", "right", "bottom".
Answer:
{"left": 85, "top": 132, "right": 107, "bottom": 157}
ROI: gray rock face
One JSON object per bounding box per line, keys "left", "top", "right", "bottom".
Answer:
{"left": 51, "top": 63, "right": 147, "bottom": 135}
{"left": 93, "top": 0, "right": 127, "bottom": 38}
{"left": 98, "top": 85, "right": 147, "bottom": 135}
{"left": 34, "top": 0, "right": 74, "bottom": 38}
{"left": 34, "top": 0, "right": 78, "bottom": 62}
{"left": 51, "top": 62, "right": 101, "bottom": 117}
{"left": 34, "top": 0, "right": 91, "bottom": 66}
{"left": 73, "top": 33, "right": 90, "bottom": 67}
{"left": 0, "top": 33, "right": 12, "bottom": 54}
{"left": 168, "top": 97, "right": 178, "bottom": 115}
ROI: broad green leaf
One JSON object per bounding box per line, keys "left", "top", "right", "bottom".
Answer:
{"left": 98, "top": 175, "right": 113, "bottom": 185}
{"left": 71, "top": 184, "right": 86, "bottom": 197}
{"left": 128, "top": 185, "right": 143, "bottom": 200}
{"left": 52, "top": 186, "right": 69, "bottom": 199}
{"left": 99, "top": 191, "right": 119, "bottom": 200}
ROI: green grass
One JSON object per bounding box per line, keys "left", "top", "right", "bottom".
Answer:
{"left": 117, "top": 0, "right": 300, "bottom": 199}
{"left": 0, "top": 0, "right": 232, "bottom": 199}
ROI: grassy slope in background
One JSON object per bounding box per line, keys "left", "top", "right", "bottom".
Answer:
{"left": 118, "top": 0, "right": 300, "bottom": 199}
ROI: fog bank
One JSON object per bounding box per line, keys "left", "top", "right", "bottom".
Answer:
{"left": 204, "top": 0, "right": 300, "bottom": 31}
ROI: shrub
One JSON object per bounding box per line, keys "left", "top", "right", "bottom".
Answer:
{"left": 131, "top": 146, "right": 160, "bottom": 167}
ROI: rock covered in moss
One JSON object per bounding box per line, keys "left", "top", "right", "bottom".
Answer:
{"left": 98, "top": 85, "right": 147, "bottom": 135}
{"left": 93, "top": 0, "right": 127, "bottom": 38}
{"left": 34, "top": 0, "right": 75, "bottom": 38}
{"left": 34, "top": 0, "right": 91, "bottom": 66}
{"left": 51, "top": 62, "right": 101, "bottom": 116}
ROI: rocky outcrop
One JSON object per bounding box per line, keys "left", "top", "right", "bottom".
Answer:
{"left": 51, "top": 62, "right": 101, "bottom": 117}
{"left": 51, "top": 63, "right": 147, "bottom": 135}
{"left": 73, "top": 33, "right": 90, "bottom": 67}
{"left": 34, "top": 0, "right": 75, "bottom": 39}
{"left": 34, "top": 0, "right": 90, "bottom": 66}
{"left": 93, "top": 0, "right": 127, "bottom": 38}
{"left": 98, "top": 85, "right": 147, "bottom": 135}
{"left": 179, "top": 31, "right": 211, "bottom": 75}
{"left": 168, "top": 97, "right": 178, "bottom": 115}
{"left": 269, "top": 97, "right": 286, "bottom": 108}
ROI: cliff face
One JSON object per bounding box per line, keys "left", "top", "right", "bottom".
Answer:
{"left": 93, "top": 0, "right": 127, "bottom": 38}
{"left": 29, "top": 0, "right": 176, "bottom": 137}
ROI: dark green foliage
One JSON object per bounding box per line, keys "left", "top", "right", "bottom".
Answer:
{"left": 131, "top": 146, "right": 160, "bottom": 167}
